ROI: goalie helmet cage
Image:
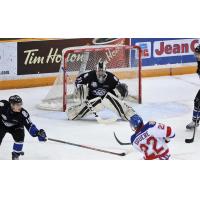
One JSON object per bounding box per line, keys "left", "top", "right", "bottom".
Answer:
{"left": 38, "top": 45, "right": 142, "bottom": 112}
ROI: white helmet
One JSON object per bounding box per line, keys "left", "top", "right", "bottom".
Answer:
{"left": 96, "top": 61, "right": 107, "bottom": 83}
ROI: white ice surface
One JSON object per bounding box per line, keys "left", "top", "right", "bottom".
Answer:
{"left": 0, "top": 74, "right": 199, "bottom": 160}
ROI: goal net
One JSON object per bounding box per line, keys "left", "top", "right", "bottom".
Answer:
{"left": 38, "top": 45, "right": 142, "bottom": 111}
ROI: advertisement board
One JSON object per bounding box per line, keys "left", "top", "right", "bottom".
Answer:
{"left": 131, "top": 38, "right": 200, "bottom": 66}
{"left": 0, "top": 42, "right": 17, "bottom": 78}
{"left": 17, "top": 39, "right": 93, "bottom": 75}
{"left": 17, "top": 38, "right": 129, "bottom": 75}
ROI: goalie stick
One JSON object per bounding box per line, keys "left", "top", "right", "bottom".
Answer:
{"left": 48, "top": 137, "right": 126, "bottom": 156}
{"left": 113, "top": 132, "right": 132, "bottom": 145}
{"left": 185, "top": 103, "right": 200, "bottom": 143}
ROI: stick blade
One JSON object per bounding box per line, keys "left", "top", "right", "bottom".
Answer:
{"left": 185, "top": 138, "right": 194, "bottom": 143}
{"left": 113, "top": 132, "right": 132, "bottom": 145}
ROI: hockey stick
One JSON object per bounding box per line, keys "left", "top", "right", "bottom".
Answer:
{"left": 86, "top": 100, "right": 118, "bottom": 124}
{"left": 113, "top": 132, "right": 132, "bottom": 145}
{"left": 185, "top": 103, "right": 200, "bottom": 143}
{"left": 185, "top": 124, "right": 197, "bottom": 143}
{"left": 48, "top": 137, "right": 126, "bottom": 156}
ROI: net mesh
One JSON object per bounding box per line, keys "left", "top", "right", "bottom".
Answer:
{"left": 38, "top": 45, "right": 141, "bottom": 111}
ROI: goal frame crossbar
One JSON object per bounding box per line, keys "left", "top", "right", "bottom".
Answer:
{"left": 61, "top": 45, "right": 142, "bottom": 112}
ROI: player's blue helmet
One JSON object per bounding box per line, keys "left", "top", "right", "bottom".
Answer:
{"left": 129, "top": 114, "right": 143, "bottom": 130}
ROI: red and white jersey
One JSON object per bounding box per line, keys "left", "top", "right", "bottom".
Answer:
{"left": 130, "top": 121, "right": 175, "bottom": 160}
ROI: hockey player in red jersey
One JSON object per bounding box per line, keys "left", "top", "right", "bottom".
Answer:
{"left": 130, "top": 114, "right": 175, "bottom": 160}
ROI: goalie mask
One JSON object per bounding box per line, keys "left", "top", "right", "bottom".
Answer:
{"left": 96, "top": 61, "right": 107, "bottom": 84}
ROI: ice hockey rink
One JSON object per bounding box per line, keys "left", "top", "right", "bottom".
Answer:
{"left": 0, "top": 73, "right": 199, "bottom": 160}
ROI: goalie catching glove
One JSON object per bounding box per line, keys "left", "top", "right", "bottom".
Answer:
{"left": 114, "top": 83, "right": 128, "bottom": 100}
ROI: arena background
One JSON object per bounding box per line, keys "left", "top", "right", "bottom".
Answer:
{"left": 0, "top": 38, "right": 198, "bottom": 89}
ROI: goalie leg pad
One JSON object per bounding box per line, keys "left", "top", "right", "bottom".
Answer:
{"left": 67, "top": 97, "right": 102, "bottom": 120}
{"left": 103, "top": 92, "right": 136, "bottom": 121}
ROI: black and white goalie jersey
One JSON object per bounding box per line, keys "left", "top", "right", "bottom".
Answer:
{"left": 75, "top": 70, "right": 119, "bottom": 100}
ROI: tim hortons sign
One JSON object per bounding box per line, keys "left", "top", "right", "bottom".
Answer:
{"left": 17, "top": 39, "right": 94, "bottom": 75}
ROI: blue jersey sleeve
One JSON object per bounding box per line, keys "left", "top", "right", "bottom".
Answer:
{"left": 21, "top": 109, "right": 39, "bottom": 137}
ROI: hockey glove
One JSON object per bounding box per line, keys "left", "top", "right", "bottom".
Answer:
{"left": 165, "top": 137, "right": 170, "bottom": 143}
{"left": 115, "top": 83, "right": 128, "bottom": 99}
{"left": 37, "top": 129, "right": 47, "bottom": 142}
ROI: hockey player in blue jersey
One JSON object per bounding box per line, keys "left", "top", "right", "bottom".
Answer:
{"left": 130, "top": 114, "right": 175, "bottom": 160}
{"left": 0, "top": 95, "right": 47, "bottom": 160}
{"left": 186, "top": 44, "right": 200, "bottom": 129}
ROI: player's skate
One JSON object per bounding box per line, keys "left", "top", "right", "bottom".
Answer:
{"left": 12, "top": 151, "right": 24, "bottom": 160}
{"left": 186, "top": 121, "right": 199, "bottom": 130}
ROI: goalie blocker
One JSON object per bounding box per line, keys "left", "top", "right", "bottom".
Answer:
{"left": 67, "top": 61, "right": 136, "bottom": 121}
